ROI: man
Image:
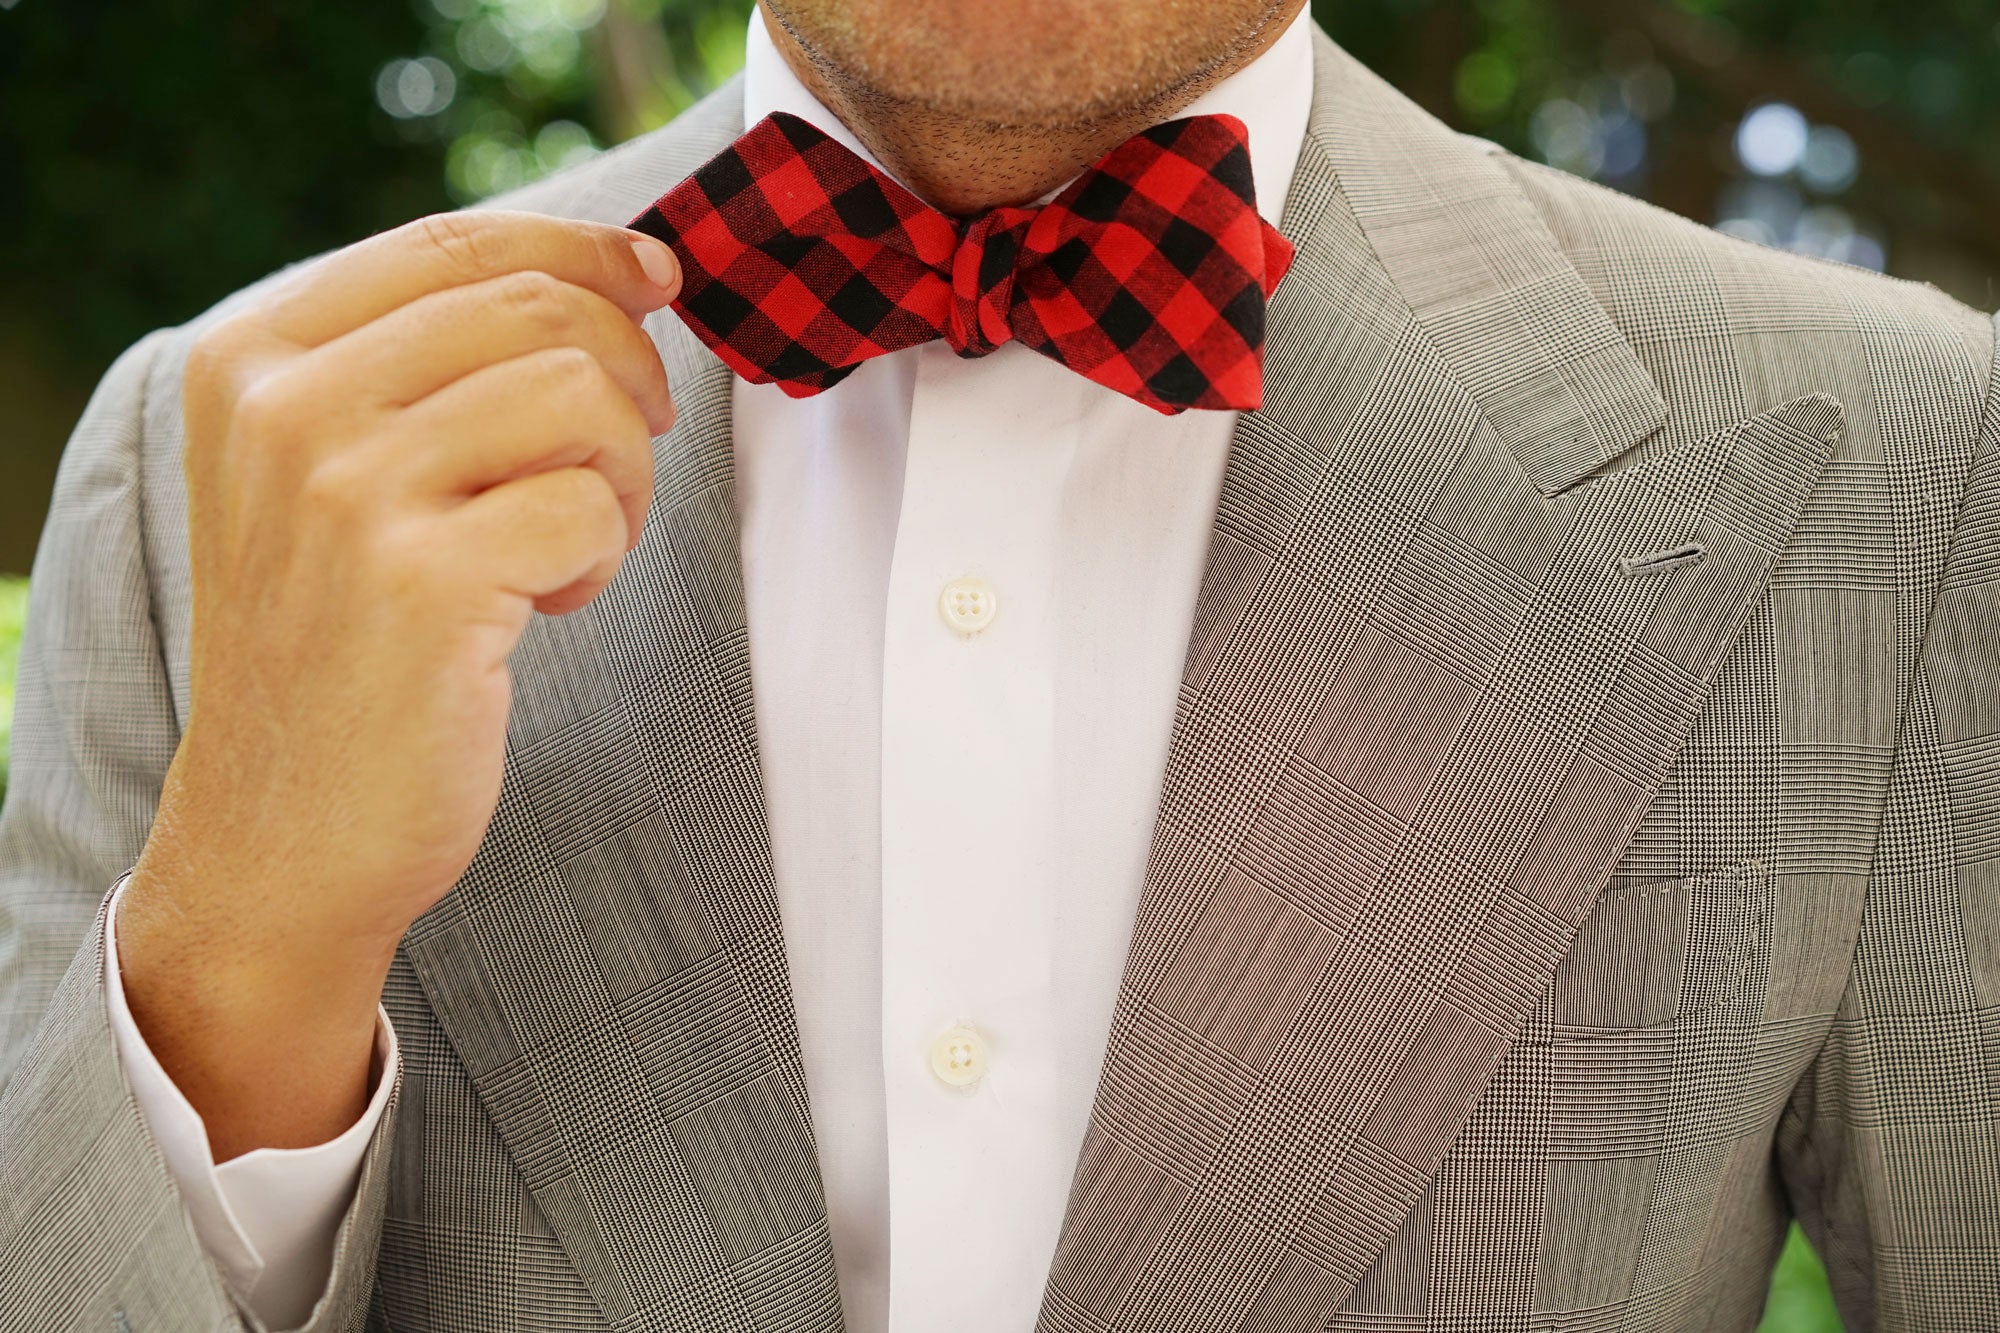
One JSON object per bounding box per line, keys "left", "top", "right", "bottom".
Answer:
{"left": 1, "top": 0, "right": 1995, "bottom": 1328}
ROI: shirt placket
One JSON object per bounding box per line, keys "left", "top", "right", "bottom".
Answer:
{"left": 878, "top": 340, "right": 1082, "bottom": 1331}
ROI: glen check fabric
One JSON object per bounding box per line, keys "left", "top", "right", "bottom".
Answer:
{"left": 626, "top": 111, "right": 1294, "bottom": 413}
{"left": 3, "top": 24, "right": 1997, "bottom": 1333}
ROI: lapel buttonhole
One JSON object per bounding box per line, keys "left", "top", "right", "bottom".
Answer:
{"left": 1617, "top": 542, "right": 1707, "bottom": 578}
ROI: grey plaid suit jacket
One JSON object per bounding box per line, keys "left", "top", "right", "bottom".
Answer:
{"left": 4, "top": 25, "right": 1998, "bottom": 1333}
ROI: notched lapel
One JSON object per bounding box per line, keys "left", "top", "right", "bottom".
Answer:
{"left": 1038, "top": 31, "right": 1842, "bottom": 1333}
{"left": 398, "top": 91, "right": 844, "bottom": 1326}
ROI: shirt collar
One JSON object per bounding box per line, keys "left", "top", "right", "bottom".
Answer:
{"left": 740, "top": 6, "right": 1315, "bottom": 229}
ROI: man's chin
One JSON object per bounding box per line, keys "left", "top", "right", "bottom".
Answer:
{"left": 759, "top": 0, "right": 1301, "bottom": 129}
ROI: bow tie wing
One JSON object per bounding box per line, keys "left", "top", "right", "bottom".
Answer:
{"left": 1013, "top": 115, "right": 1294, "bottom": 414}
{"left": 631, "top": 112, "right": 959, "bottom": 396}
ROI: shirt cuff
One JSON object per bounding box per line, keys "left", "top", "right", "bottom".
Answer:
{"left": 102, "top": 870, "right": 399, "bottom": 1331}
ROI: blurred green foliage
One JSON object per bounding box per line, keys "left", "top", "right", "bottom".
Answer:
{"left": 1758, "top": 1226, "right": 1846, "bottom": 1333}
{"left": 1, "top": 2, "right": 448, "bottom": 381}
{"left": 0, "top": 577, "right": 28, "bottom": 809}
{"left": 2, "top": 1, "right": 1986, "bottom": 1320}
{"left": 0, "top": 0, "right": 746, "bottom": 386}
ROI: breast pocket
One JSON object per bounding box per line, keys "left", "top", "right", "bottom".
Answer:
{"left": 1545, "top": 859, "right": 1773, "bottom": 1038}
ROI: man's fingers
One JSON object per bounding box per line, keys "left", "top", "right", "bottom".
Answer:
{"left": 303, "top": 269, "right": 676, "bottom": 435}
{"left": 382, "top": 347, "right": 658, "bottom": 551}
{"left": 260, "top": 211, "right": 680, "bottom": 348}
{"left": 444, "top": 465, "right": 630, "bottom": 615}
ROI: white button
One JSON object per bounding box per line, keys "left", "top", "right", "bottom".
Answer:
{"left": 938, "top": 577, "right": 998, "bottom": 634}
{"left": 929, "top": 1024, "right": 988, "bottom": 1089}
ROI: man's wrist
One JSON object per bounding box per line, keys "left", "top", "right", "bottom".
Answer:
{"left": 113, "top": 864, "right": 394, "bottom": 1160}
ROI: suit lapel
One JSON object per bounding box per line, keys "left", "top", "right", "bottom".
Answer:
{"left": 1036, "top": 31, "right": 1841, "bottom": 1333}
{"left": 400, "top": 87, "right": 843, "bottom": 1333}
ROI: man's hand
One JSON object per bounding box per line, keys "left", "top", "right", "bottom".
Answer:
{"left": 116, "top": 212, "right": 681, "bottom": 1160}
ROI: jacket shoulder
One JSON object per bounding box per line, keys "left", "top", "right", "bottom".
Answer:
{"left": 1488, "top": 143, "right": 1995, "bottom": 428}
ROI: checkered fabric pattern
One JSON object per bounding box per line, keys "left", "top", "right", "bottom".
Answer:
{"left": 627, "top": 111, "right": 1294, "bottom": 413}
{"left": 4, "top": 25, "right": 1998, "bottom": 1333}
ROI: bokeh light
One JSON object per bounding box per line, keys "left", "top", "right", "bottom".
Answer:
{"left": 1736, "top": 103, "right": 1810, "bottom": 177}
{"left": 375, "top": 57, "right": 457, "bottom": 119}
{"left": 1532, "top": 98, "right": 1604, "bottom": 178}
{"left": 1800, "top": 126, "right": 1860, "bottom": 194}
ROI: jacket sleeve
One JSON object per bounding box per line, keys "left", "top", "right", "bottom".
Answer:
{"left": 1775, "top": 310, "right": 2000, "bottom": 1329}
{"left": 0, "top": 329, "right": 399, "bottom": 1333}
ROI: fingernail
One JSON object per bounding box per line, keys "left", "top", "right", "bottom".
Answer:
{"left": 630, "top": 237, "right": 679, "bottom": 293}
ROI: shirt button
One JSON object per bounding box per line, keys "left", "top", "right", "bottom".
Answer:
{"left": 938, "top": 577, "right": 998, "bottom": 635}
{"left": 929, "top": 1024, "right": 988, "bottom": 1089}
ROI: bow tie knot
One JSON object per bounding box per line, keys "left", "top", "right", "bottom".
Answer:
{"left": 947, "top": 207, "right": 1034, "bottom": 358}
{"left": 631, "top": 111, "right": 1294, "bottom": 414}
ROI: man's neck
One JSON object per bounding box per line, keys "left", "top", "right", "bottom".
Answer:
{"left": 757, "top": 2, "right": 1307, "bottom": 216}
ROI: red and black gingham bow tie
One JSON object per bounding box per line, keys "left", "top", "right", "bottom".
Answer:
{"left": 628, "top": 111, "right": 1294, "bottom": 414}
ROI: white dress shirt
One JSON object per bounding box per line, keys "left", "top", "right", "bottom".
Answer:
{"left": 103, "top": 11, "right": 1314, "bottom": 1330}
